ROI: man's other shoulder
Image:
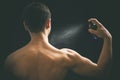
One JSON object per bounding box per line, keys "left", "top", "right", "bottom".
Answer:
{"left": 5, "top": 48, "right": 22, "bottom": 66}
{"left": 4, "top": 46, "right": 30, "bottom": 67}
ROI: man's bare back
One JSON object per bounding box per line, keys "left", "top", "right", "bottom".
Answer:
{"left": 5, "top": 41, "right": 75, "bottom": 80}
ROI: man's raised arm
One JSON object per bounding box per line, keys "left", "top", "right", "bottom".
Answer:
{"left": 88, "top": 18, "right": 112, "bottom": 77}
{"left": 61, "top": 18, "right": 112, "bottom": 79}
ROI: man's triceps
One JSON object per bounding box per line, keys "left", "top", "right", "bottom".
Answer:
{"left": 65, "top": 49, "right": 103, "bottom": 77}
{"left": 61, "top": 48, "right": 103, "bottom": 77}
{"left": 72, "top": 55, "right": 100, "bottom": 76}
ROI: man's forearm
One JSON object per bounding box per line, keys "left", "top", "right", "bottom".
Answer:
{"left": 97, "top": 36, "right": 112, "bottom": 74}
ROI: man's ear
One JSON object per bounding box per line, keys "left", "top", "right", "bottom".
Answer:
{"left": 23, "top": 21, "right": 28, "bottom": 31}
{"left": 45, "top": 18, "right": 51, "bottom": 29}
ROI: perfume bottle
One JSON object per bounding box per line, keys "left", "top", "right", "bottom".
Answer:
{"left": 89, "top": 22, "right": 98, "bottom": 39}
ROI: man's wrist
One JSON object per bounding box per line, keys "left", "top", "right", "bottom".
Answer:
{"left": 103, "top": 34, "right": 112, "bottom": 41}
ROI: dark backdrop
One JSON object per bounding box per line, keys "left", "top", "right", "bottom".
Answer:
{"left": 0, "top": 0, "right": 119, "bottom": 80}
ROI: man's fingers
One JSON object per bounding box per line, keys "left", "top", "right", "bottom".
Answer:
{"left": 88, "top": 29, "right": 97, "bottom": 35}
{"left": 88, "top": 18, "right": 103, "bottom": 28}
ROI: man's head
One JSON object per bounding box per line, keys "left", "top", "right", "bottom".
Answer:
{"left": 22, "top": 2, "right": 51, "bottom": 34}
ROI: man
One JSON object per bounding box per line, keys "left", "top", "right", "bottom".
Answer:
{"left": 4, "top": 2, "right": 112, "bottom": 80}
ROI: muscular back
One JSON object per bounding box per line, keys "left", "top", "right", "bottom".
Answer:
{"left": 4, "top": 44, "right": 71, "bottom": 80}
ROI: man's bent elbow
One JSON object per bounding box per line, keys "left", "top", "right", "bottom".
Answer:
{"left": 96, "top": 67, "right": 110, "bottom": 80}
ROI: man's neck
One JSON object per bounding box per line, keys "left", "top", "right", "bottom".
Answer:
{"left": 29, "top": 32, "right": 49, "bottom": 46}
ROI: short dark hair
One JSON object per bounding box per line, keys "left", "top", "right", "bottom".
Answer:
{"left": 22, "top": 2, "right": 51, "bottom": 33}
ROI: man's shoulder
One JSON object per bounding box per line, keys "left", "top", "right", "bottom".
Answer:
{"left": 5, "top": 48, "right": 23, "bottom": 65}
{"left": 5, "top": 46, "right": 30, "bottom": 65}
{"left": 59, "top": 48, "right": 83, "bottom": 68}
{"left": 60, "top": 48, "right": 81, "bottom": 57}
{"left": 60, "top": 48, "right": 82, "bottom": 62}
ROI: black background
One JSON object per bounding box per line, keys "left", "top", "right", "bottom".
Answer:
{"left": 0, "top": 0, "right": 120, "bottom": 80}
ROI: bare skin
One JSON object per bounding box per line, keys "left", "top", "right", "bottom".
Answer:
{"left": 4, "top": 18, "right": 112, "bottom": 80}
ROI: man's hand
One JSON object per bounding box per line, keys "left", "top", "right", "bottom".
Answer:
{"left": 88, "top": 18, "right": 112, "bottom": 39}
